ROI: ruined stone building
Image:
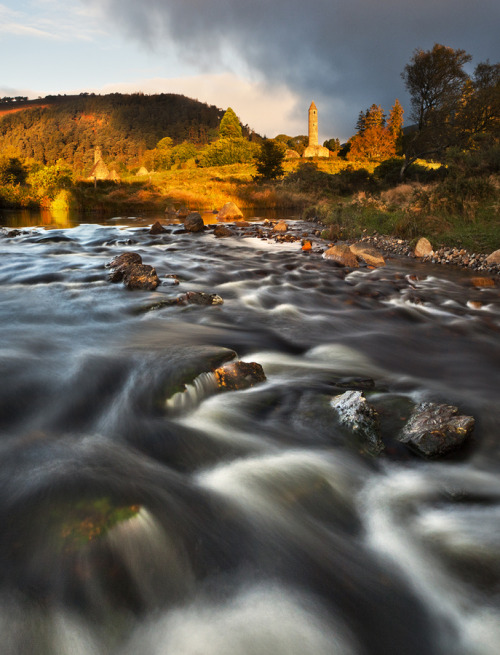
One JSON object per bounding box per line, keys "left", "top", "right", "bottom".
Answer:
{"left": 88, "top": 146, "right": 120, "bottom": 182}
{"left": 303, "top": 102, "right": 330, "bottom": 158}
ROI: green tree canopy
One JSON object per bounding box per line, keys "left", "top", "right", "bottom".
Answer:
{"left": 218, "top": 107, "right": 243, "bottom": 139}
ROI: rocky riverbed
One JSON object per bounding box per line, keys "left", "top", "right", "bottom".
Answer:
{"left": 188, "top": 216, "right": 500, "bottom": 278}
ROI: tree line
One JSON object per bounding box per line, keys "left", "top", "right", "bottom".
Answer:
{"left": 0, "top": 43, "right": 498, "bottom": 191}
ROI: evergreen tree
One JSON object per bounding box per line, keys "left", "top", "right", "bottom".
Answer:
{"left": 218, "top": 107, "right": 243, "bottom": 139}
{"left": 348, "top": 104, "right": 395, "bottom": 162}
{"left": 254, "top": 139, "right": 286, "bottom": 180}
{"left": 387, "top": 99, "right": 404, "bottom": 153}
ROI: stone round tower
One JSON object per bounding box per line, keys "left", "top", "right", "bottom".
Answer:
{"left": 304, "top": 101, "right": 330, "bottom": 158}
{"left": 308, "top": 101, "right": 318, "bottom": 147}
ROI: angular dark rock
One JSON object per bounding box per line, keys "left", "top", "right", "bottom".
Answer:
{"left": 330, "top": 390, "right": 383, "bottom": 454}
{"left": 122, "top": 264, "right": 160, "bottom": 290}
{"left": 106, "top": 252, "right": 143, "bottom": 282}
{"left": 106, "top": 252, "right": 142, "bottom": 269}
{"left": 398, "top": 402, "right": 474, "bottom": 458}
{"left": 184, "top": 212, "right": 205, "bottom": 233}
{"left": 214, "top": 361, "right": 266, "bottom": 391}
{"left": 149, "top": 221, "right": 167, "bottom": 235}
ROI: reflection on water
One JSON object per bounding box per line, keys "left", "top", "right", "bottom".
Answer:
{"left": 0, "top": 206, "right": 300, "bottom": 229}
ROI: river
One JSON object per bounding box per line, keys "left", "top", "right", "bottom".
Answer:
{"left": 0, "top": 212, "right": 499, "bottom": 654}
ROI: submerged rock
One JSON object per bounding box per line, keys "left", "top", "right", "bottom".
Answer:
{"left": 184, "top": 291, "right": 224, "bottom": 305}
{"left": 214, "top": 361, "right": 266, "bottom": 391}
{"left": 398, "top": 402, "right": 474, "bottom": 458}
{"left": 470, "top": 277, "right": 495, "bottom": 288}
{"left": 213, "top": 224, "right": 234, "bottom": 238}
{"left": 184, "top": 212, "right": 205, "bottom": 233}
{"left": 323, "top": 244, "right": 359, "bottom": 268}
{"left": 330, "top": 390, "right": 383, "bottom": 454}
{"left": 217, "top": 202, "right": 243, "bottom": 221}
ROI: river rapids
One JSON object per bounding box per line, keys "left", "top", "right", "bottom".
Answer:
{"left": 0, "top": 220, "right": 499, "bottom": 655}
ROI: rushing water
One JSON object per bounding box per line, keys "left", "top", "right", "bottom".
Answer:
{"left": 1, "top": 217, "right": 500, "bottom": 655}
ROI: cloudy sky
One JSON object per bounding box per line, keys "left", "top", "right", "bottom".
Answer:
{"left": 1, "top": 0, "right": 498, "bottom": 141}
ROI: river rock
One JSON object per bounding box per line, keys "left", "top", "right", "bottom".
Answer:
{"left": 330, "top": 390, "right": 383, "bottom": 454}
{"left": 323, "top": 244, "right": 359, "bottom": 268}
{"left": 184, "top": 212, "right": 205, "bottom": 233}
{"left": 106, "top": 252, "right": 143, "bottom": 282}
{"left": 217, "top": 202, "right": 243, "bottom": 221}
{"left": 486, "top": 249, "right": 500, "bottom": 264}
{"left": 273, "top": 220, "right": 288, "bottom": 233}
{"left": 414, "top": 237, "right": 433, "bottom": 257}
{"left": 398, "top": 402, "right": 474, "bottom": 458}
{"left": 214, "top": 361, "right": 266, "bottom": 391}
{"left": 150, "top": 221, "right": 167, "bottom": 235}
{"left": 122, "top": 264, "right": 160, "bottom": 290}
{"left": 185, "top": 291, "right": 223, "bottom": 305}
{"left": 213, "top": 224, "right": 234, "bottom": 238}
{"left": 349, "top": 243, "right": 386, "bottom": 267}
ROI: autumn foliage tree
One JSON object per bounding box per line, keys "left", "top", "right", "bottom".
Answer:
{"left": 347, "top": 101, "right": 403, "bottom": 162}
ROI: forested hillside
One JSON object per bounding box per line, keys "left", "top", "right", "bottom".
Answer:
{"left": 0, "top": 93, "right": 238, "bottom": 172}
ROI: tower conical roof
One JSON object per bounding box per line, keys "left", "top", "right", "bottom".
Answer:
{"left": 309, "top": 101, "right": 317, "bottom": 110}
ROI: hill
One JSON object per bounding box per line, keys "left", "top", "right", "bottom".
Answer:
{"left": 0, "top": 93, "right": 243, "bottom": 172}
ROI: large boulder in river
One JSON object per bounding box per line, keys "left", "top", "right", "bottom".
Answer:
{"left": 214, "top": 361, "right": 266, "bottom": 391}
{"left": 184, "top": 212, "right": 205, "bottom": 233}
{"left": 217, "top": 202, "right": 243, "bottom": 221}
{"left": 323, "top": 244, "right": 359, "bottom": 268}
{"left": 330, "top": 390, "right": 383, "bottom": 455}
{"left": 398, "top": 402, "right": 474, "bottom": 458}
{"left": 122, "top": 264, "right": 160, "bottom": 290}
{"left": 414, "top": 237, "right": 433, "bottom": 257}
{"left": 349, "top": 243, "right": 385, "bottom": 267}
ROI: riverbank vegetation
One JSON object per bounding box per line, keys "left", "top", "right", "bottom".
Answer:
{"left": 0, "top": 44, "right": 498, "bottom": 251}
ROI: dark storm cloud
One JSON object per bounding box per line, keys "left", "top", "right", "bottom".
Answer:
{"left": 86, "top": 0, "right": 500, "bottom": 139}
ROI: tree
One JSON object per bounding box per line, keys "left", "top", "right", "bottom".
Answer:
{"left": 0, "top": 157, "right": 28, "bottom": 185}
{"left": 400, "top": 44, "right": 475, "bottom": 175}
{"left": 458, "top": 61, "right": 500, "bottom": 138}
{"left": 254, "top": 139, "right": 286, "bottom": 180}
{"left": 387, "top": 99, "right": 404, "bottom": 153}
{"left": 347, "top": 104, "right": 396, "bottom": 162}
{"left": 323, "top": 137, "right": 341, "bottom": 152}
{"left": 218, "top": 107, "right": 243, "bottom": 139}
{"left": 403, "top": 44, "right": 471, "bottom": 132}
